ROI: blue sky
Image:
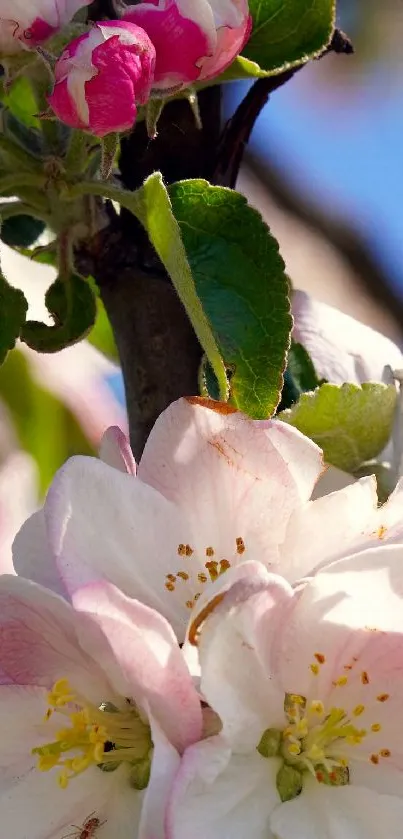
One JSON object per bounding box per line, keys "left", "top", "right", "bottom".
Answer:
{"left": 230, "top": 57, "right": 403, "bottom": 293}
{"left": 252, "top": 69, "right": 403, "bottom": 290}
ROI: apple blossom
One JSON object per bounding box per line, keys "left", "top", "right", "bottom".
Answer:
{"left": 0, "top": 0, "right": 91, "bottom": 53}
{"left": 292, "top": 290, "right": 403, "bottom": 385}
{"left": 169, "top": 551, "right": 403, "bottom": 839}
{"left": 0, "top": 450, "right": 37, "bottom": 575}
{"left": 0, "top": 575, "right": 202, "bottom": 839}
{"left": 123, "top": 0, "right": 251, "bottom": 90}
{"left": 13, "top": 397, "right": 403, "bottom": 642}
{"left": 48, "top": 22, "right": 156, "bottom": 137}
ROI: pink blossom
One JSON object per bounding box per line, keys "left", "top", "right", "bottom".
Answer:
{"left": 0, "top": 0, "right": 91, "bottom": 53}
{"left": 0, "top": 575, "right": 202, "bottom": 838}
{"left": 13, "top": 396, "right": 403, "bottom": 648}
{"left": 48, "top": 21, "right": 156, "bottom": 137}
{"left": 123, "top": 0, "right": 251, "bottom": 91}
{"left": 169, "top": 554, "right": 403, "bottom": 839}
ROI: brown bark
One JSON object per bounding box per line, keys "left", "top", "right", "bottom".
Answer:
{"left": 86, "top": 87, "right": 222, "bottom": 460}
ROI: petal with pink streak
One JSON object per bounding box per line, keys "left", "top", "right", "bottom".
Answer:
{"left": 72, "top": 581, "right": 203, "bottom": 752}
{"left": 0, "top": 575, "right": 112, "bottom": 703}
{"left": 273, "top": 547, "right": 403, "bottom": 778}
{"left": 167, "top": 736, "right": 279, "bottom": 839}
{"left": 99, "top": 426, "right": 137, "bottom": 475}
{"left": 138, "top": 397, "right": 323, "bottom": 572}
{"left": 124, "top": 1, "right": 213, "bottom": 87}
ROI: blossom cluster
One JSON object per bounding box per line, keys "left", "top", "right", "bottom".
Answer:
{"left": 0, "top": 0, "right": 251, "bottom": 136}
{"left": 3, "top": 393, "right": 403, "bottom": 839}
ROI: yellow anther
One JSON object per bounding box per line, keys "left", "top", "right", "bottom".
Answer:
{"left": 288, "top": 743, "right": 301, "bottom": 756}
{"left": 333, "top": 676, "right": 348, "bottom": 687}
{"left": 310, "top": 664, "right": 319, "bottom": 675}
{"left": 353, "top": 705, "right": 365, "bottom": 716}
{"left": 58, "top": 772, "right": 69, "bottom": 789}
{"left": 371, "top": 723, "right": 381, "bottom": 733}
{"left": 310, "top": 700, "right": 325, "bottom": 715}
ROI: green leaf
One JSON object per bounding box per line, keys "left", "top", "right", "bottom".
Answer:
{"left": 0, "top": 349, "right": 94, "bottom": 494}
{"left": 1, "top": 216, "right": 45, "bottom": 248}
{"left": 21, "top": 274, "right": 96, "bottom": 353}
{"left": 169, "top": 180, "right": 292, "bottom": 418}
{"left": 66, "top": 174, "right": 228, "bottom": 399}
{"left": 0, "top": 76, "right": 40, "bottom": 129}
{"left": 0, "top": 273, "right": 28, "bottom": 364}
{"left": 279, "top": 382, "right": 397, "bottom": 472}
{"left": 245, "top": 0, "right": 336, "bottom": 73}
{"left": 287, "top": 341, "right": 321, "bottom": 393}
{"left": 277, "top": 342, "right": 321, "bottom": 412}
{"left": 65, "top": 175, "right": 291, "bottom": 415}
{"left": 88, "top": 296, "right": 119, "bottom": 362}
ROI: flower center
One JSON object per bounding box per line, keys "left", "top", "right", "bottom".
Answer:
{"left": 258, "top": 688, "right": 388, "bottom": 802}
{"left": 164, "top": 537, "right": 246, "bottom": 610}
{"left": 32, "top": 679, "right": 153, "bottom": 790}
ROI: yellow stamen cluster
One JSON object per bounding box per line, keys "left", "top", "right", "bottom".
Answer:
{"left": 32, "top": 679, "right": 152, "bottom": 790}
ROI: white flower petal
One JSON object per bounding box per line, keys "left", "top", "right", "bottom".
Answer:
{"left": 197, "top": 571, "right": 291, "bottom": 750}
{"left": 281, "top": 476, "right": 378, "bottom": 579}
{"left": 12, "top": 509, "right": 66, "bottom": 597}
{"left": 292, "top": 290, "right": 403, "bottom": 385}
{"left": 45, "top": 456, "right": 192, "bottom": 634}
{"left": 271, "top": 777, "right": 403, "bottom": 839}
{"left": 168, "top": 736, "right": 279, "bottom": 839}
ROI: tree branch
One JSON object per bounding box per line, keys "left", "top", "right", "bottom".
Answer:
{"left": 84, "top": 87, "right": 222, "bottom": 460}
{"left": 214, "top": 29, "right": 354, "bottom": 189}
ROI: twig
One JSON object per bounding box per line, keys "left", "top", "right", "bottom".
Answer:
{"left": 214, "top": 28, "right": 354, "bottom": 189}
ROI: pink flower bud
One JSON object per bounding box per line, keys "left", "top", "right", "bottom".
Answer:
{"left": 123, "top": 0, "right": 251, "bottom": 91}
{"left": 0, "top": 0, "right": 92, "bottom": 53}
{"left": 48, "top": 22, "right": 156, "bottom": 137}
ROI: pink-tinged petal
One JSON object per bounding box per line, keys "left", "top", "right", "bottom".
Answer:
{"left": 273, "top": 547, "right": 403, "bottom": 774}
{"left": 12, "top": 509, "right": 67, "bottom": 597}
{"left": 99, "top": 426, "right": 137, "bottom": 475}
{"left": 0, "top": 575, "right": 111, "bottom": 702}
{"left": 0, "top": 685, "right": 49, "bottom": 769}
{"left": 167, "top": 735, "right": 279, "bottom": 839}
{"left": 0, "top": 747, "right": 120, "bottom": 839}
{"left": 0, "top": 452, "right": 38, "bottom": 576}
{"left": 72, "top": 581, "right": 203, "bottom": 752}
{"left": 280, "top": 476, "right": 379, "bottom": 580}
{"left": 140, "top": 714, "right": 180, "bottom": 839}
{"left": 45, "top": 455, "right": 193, "bottom": 635}
{"left": 196, "top": 571, "right": 292, "bottom": 750}
{"left": 271, "top": 778, "right": 403, "bottom": 839}
{"left": 198, "top": 10, "right": 252, "bottom": 80}
{"left": 124, "top": 0, "right": 214, "bottom": 88}
{"left": 292, "top": 289, "right": 403, "bottom": 385}
{"left": 139, "top": 397, "right": 322, "bottom": 573}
